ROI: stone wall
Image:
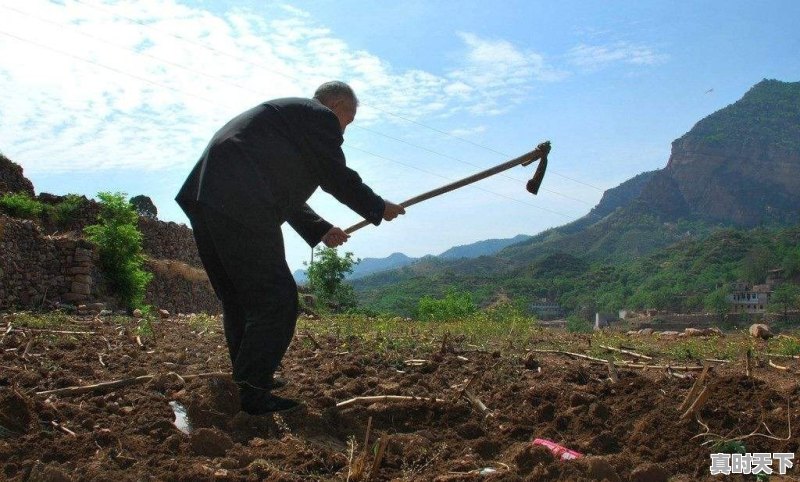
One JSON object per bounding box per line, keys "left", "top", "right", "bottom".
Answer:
{"left": 0, "top": 215, "right": 100, "bottom": 309}
{"left": 1, "top": 212, "right": 220, "bottom": 314}
{"left": 138, "top": 218, "right": 202, "bottom": 268}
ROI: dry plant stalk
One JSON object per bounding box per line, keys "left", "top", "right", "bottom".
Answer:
{"left": 680, "top": 385, "right": 710, "bottom": 420}
{"left": 768, "top": 359, "right": 789, "bottom": 371}
{"left": 336, "top": 395, "right": 447, "bottom": 409}
{"left": 607, "top": 358, "right": 619, "bottom": 383}
{"left": 746, "top": 349, "right": 752, "bottom": 378}
{"left": 529, "top": 349, "right": 609, "bottom": 363}
{"left": 599, "top": 344, "right": 653, "bottom": 361}
{"left": 623, "top": 363, "right": 704, "bottom": 371}
{"left": 35, "top": 372, "right": 230, "bottom": 397}
{"left": 679, "top": 363, "right": 710, "bottom": 413}
{"left": 367, "top": 434, "right": 389, "bottom": 481}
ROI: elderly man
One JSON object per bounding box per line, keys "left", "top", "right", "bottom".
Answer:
{"left": 176, "top": 81, "right": 404, "bottom": 414}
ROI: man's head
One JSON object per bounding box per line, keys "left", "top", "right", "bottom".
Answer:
{"left": 313, "top": 81, "right": 358, "bottom": 133}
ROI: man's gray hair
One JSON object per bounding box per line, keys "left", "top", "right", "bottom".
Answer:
{"left": 313, "top": 81, "right": 359, "bottom": 107}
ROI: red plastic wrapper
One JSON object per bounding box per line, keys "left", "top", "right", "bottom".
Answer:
{"left": 532, "top": 438, "right": 583, "bottom": 460}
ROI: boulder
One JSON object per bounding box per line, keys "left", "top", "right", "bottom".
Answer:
{"left": 749, "top": 323, "right": 773, "bottom": 339}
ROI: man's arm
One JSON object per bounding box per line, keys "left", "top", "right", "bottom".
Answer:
{"left": 303, "top": 109, "right": 386, "bottom": 225}
{"left": 286, "top": 203, "right": 333, "bottom": 247}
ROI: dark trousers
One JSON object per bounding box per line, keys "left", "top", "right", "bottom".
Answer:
{"left": 187, "top": 206, "right": 298, "bottom": 394}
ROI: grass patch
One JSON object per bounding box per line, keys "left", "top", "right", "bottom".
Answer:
{"left": 187, "top": 313, "right": 219, "bottom": 332}
{"left": 767, "top": 334, "right": 800, "bottom": 356}
{"left": 9, "top": 311, "right": 73, "bottom": 329}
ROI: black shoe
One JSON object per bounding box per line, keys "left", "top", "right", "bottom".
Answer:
{"left": 242, "top": 394, "right": 302, "bottom": 415}
{"left": 269, "top": 377, "right": 288, "bottom": 390}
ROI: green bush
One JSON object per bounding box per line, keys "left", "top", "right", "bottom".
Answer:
{"left": 566, "top": 315, "right": 593, "bottom": 333}
{"left": 415, "top": 291, "right": 476, "bottom": 321}
{"left": 0, "top": 192, "right": 46, "bottom": 219}
{"left": 49, "top": 194, "right": 86, "bottom": 227}
{"left": 84, "top": 192, "right": 152, "bottom": 310}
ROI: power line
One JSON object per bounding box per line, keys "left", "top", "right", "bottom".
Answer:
{"left": 66, "top": 0, "right": 606, "bottom": 192}
{"left": 0, "top": 28, "right": 579, "bottom": 220}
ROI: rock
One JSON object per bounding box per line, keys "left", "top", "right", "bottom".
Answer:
{"left": 99, "top": 309, "right": 112, "bottom": 316}
{"left": 703, "top": 327, "right": 724, "bottom": 336}
{"left": 190, "top": 428, "right": 234, "bottom": 457}
{"left": 749, "top": 324, "right": 772, "bottom": 339}
{"left": 26, "top": 461, "right": 73, "bottom": 482}
{"left": 630, "top": 462, "right": 669, "bottom": 482}
{"left": 657, "top": 330, "right": 680, "bottom": 337}
{"left": 72, "top": 274, "right": 92, "bottom": 285}
{"left": 132, "top": 309, "right": 143, "bottom": 318}
{"left": 70, "top": 281, "right": 91, "bottom": 296}
{"left": 638, "top": 328, "right": 654, "bottom": 335}
{"left": 581, "top": 456, "right": 620, "bottom": 482}
{"left": 62, "top": 293, "right": 87, "bottom": 302}
{"left": 159, "top": 309, "right": 170, "bottom": 319}
{"left": 682, "top": 328, "right": 704, "bottom": 337}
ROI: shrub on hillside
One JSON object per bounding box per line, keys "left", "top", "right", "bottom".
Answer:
{"left": 416, "top": 291, "right": 477, "bottom": 321}
{"left": 84, "top": 192, "right": 152, "bottom": 310}
{"left": 0, "top": 192, "right": 46, "bottom": 219}
{"left": 48, "top": 194, "right": 87, "bottom": 227}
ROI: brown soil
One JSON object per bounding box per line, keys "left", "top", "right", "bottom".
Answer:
{"left": 1, "top": 314, "right": 798, "bottom": 481}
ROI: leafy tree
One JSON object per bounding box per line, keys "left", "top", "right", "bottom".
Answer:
{"left": 84, "top": 192, "right": 152, "bottom": 310}
{"left": 130, "top": 195, "right": 158, "bottom": 219}
{"left": 782, "top": 246, "right": 800, "bottom": 277}
{"left": 740, "top": 246, "right": 775, "bottom": 283}
{"left": 768, "top": 284, "right": 800, "bottom": 320}
{"left": 306, "top": 247, "right": 358, "bottom": 311}
{"left": 704, "top": 288, "right": 730, "bottom": 322}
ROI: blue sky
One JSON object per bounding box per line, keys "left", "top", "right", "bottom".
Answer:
{"left": 0, "top": 0, "right": 798, "bottom": 271}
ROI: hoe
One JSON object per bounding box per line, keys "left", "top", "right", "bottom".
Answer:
{"left": 345, "top": 141, "right": 551, "bottom": 234}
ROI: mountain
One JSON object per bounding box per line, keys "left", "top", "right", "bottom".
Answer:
{"left": 353, "top": 79, "right": 800, "bottom": 314}
{"left": 639, "top": 79, "right": 800, "bottom": 225}
{"left": 438, "top": 234, "right": 531, "bottom": 260}
{"left": 293, "top": 234, "right": 531, "bottom": 283}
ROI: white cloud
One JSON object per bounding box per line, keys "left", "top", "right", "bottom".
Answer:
{"left": 448, "top": 125, "right": 487, "bottom": 137}
{"left": 447, "top": 32, "right": 567, "bottom": 115}
{"left": 567, "top": 42, "right": 668, "bottom": 70}
{"left": 0, "top": 1, "right": 565, "bottom": 174}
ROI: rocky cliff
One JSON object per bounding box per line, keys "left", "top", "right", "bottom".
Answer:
{"left": 643, "top": 79, "right": 800, "bottom": 225}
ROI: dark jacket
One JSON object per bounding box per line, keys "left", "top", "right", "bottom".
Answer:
{"left": 176, "top": 97, "right": 385, "bottom": 246}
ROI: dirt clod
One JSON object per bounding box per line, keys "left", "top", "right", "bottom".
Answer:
{"left": 191, "top": 428, "right": 234, "bottom": 457}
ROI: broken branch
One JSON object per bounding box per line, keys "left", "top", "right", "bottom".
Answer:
{"left": 35, "top": 372, "right": 231, "bottom": 397}
{"left": 336, "top": 395, "right": 447, "bottom": 409}
{"left": 680, "top": 385, "right": 710, "bottom": 420}
{"left": 599, "top": 344, "right": 653, "bottom": 360}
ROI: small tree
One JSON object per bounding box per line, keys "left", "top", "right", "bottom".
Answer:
{"left": 306, "top": 247, "right": 358, "bottom": 311}
{"left": 704, "top": 288, "right": 730, "bottom": 323}
{"left": 768, "top": 284, "right": 800, "bottom": 321}
{"left": 84, "top": 192, "right": 152, "bottom": 310}
{"left": 130, "top": 194, "right": 158, "bottom": 220}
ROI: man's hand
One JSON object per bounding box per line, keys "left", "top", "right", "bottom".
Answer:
{"left": 383, "top": 201, "right": 406, "bottom": 221}
{"left": 322, "top": 227, "right": 350, "bottom": 248}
